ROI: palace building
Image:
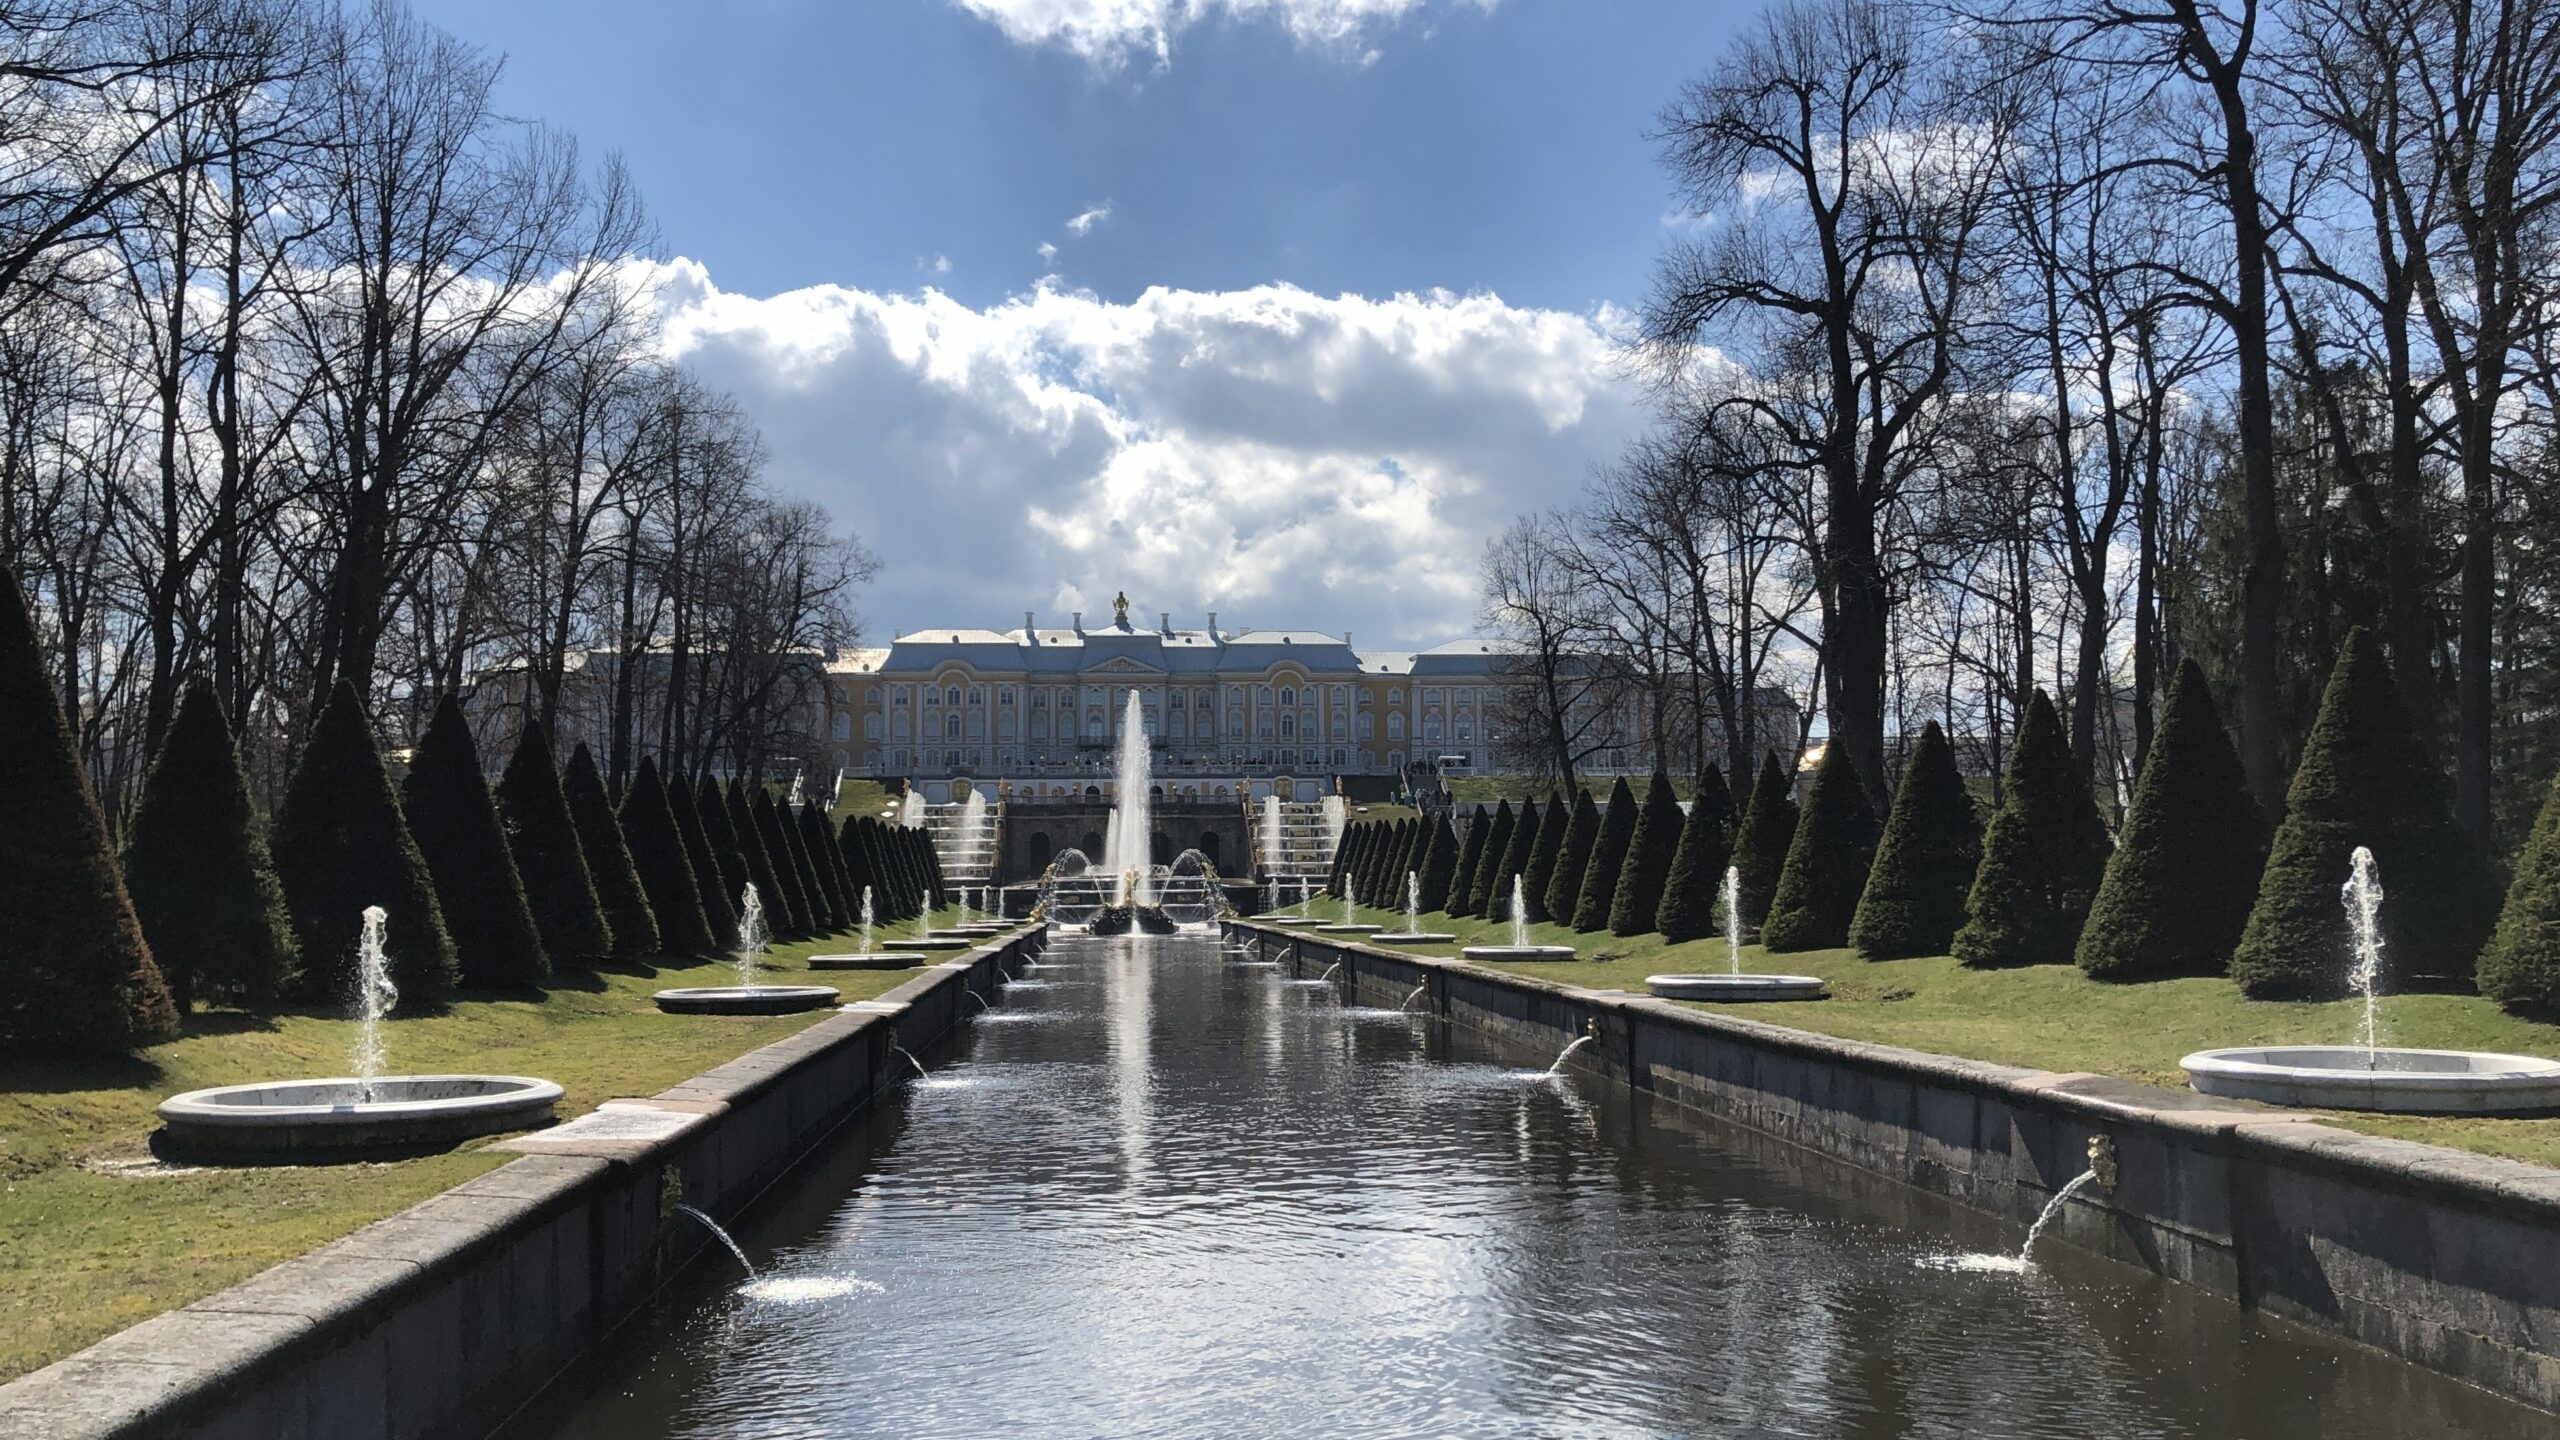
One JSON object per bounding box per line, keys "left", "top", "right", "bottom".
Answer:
{"left": 820, "top": 592, "right": 1513, "bottom": 805}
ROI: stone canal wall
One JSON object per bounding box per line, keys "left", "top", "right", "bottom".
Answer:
{"left": 0, "top": 929, "right": 1044, "bottom": 1440}
{"left": 1231, "top": 921, "right": 2560, "bottom": 1417}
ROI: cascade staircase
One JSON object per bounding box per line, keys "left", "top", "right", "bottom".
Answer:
{"left": 920, "top": 801, "right": 1002, "bottom": 888}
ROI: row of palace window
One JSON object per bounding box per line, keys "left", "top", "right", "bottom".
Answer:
{"left": 876, "top": 747, "right": 1412, "bottom": 773}
{"left": 860, "top": 707, "right": 1480, "bottom": 745}
{"left": 861, "top": 680, "right": 1484, "bottom": 712}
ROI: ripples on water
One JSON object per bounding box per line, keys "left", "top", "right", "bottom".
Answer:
{"left": 511, "top": 934, "right": 2548, "bottom": 1440}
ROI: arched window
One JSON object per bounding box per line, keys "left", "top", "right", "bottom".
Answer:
{"left": 833, "top": 713, "right": 851, "bottom": 741}
{"left": 1388, "top": 688, "right": 1404, "bottom": 705}
{"left": 1169, "top": 691, "right": 1185, "bottom": 710}
{"left": 945, "top": 715, "right": 962, "bottom": 738}
{"left": 1279, "top": 713, "right": 1295, "bottom": 737}
{"left": 892, "top": 716, "right": 911, "bottom": 739}
{"left": 1279, "top": 686, "right": 1295, "bottom": 706}
{"left": 1358, "top": 714, "right": 1373, "bottom": 740}
{"left": 946, "top": 686, "right": 961, "bottom": 707}
{"left": 1387, "top": 714, "right": 1404, "bottom": 740}
{"left": 1331, "top": 714, "right": 1346, "bottom": 739}
{"left": 1031, "top": 714, "right": 1049, "bottom": 739}
{"left": 865, "top": 715, "right": 883, "bottom": 740}
{"left": 1424, "top": 715, "right": 1443, "bottom": 741}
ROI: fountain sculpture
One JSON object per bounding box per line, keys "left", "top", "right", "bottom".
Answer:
{"left": 2183, "top": 847, "right": 2560, "bottom": 1112}
{"left": 158, "top": 906, "right": 563, "bottom": 1157}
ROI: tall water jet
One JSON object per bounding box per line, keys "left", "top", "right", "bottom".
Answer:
{"left": 1723, "top": 865, "right": 1744, "bottom": 976}
{"left": 1321, "top": 793, "right": 1348, "bottom": 853}
{"left": 859, "top": 886, "right": 875, "bottom": 952}
{"left": 1104, "top": 690, "right": 1153, "bottom": 905}
{"left": 1405, "top": 871, "right": 1422, "bottom": 935}
{"left": 1343, "top": 882, "right": 1359, "bottom": 925}
{"left": 351, "top": 905, "right": 397, "bottom": 1103}
{"left": 1513, "top": 875, "right": 1530, "bottom": 949}
{"left": 2344, "top": 846, "right": 2385, "bottom": 1063}
{"left": 1460, "top": 875, "right": 1576, "bottom": 961}
{"left": 1262, "top": 795, "right": 1283, "bottom": 878}
{"left": 734, "top": 884, "right": 770, "bottom": 987}
{"left": 899, "top": 789, "right": 925, "bottom": 829}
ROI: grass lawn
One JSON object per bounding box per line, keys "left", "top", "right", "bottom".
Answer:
{"left": 0, "top": 909, "right": 969, "bottom": 1383}
{"left": 1314, "top": 906, "right": 2560, "bottom": 1172}
{"left": 832, "top": 776, "right": 906, "bottom": 821}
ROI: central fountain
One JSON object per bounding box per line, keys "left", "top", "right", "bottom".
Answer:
{"left": 1080, "top": 691, "right": 1182, "bottom": 936}
{"left": 158, "top": 906, "right": 563, "bottom": 1158}
{"left": 814, "top": 886, "right": 923, "bottom": 970}
{"left": 1459, "top": 875, "right": 1576, "bottom": 962}
{"left": 2183, "top": 847, "right": 2560, "bottom": 1113}
{"left": 1646, "top": 864, "right": 1829, "bottom": 1002}
{"left": 656, "top": 885, "right": 841, "bottom": 1014}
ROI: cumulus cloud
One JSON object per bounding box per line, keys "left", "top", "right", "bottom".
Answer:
{"left": 1064, "top": 200, "right": 1113, "bottom": 236}
{"left": 948, "top": 0, "right": 1495, "bottom": 68}
{"left": 640, "top": 260, "right": 1645, "bottom": 645}
{"left": 1036, "top": 240, "right": 1059, "bottom": 265}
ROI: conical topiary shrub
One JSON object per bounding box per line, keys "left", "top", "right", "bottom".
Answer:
{"left": 1952, "top": 691, "right": 2112, "bottom": 969}
{"left": 1464, "top": 799, "right": 1495, "bottom": 912}
{"left": 1476, "top": 798, "right": 1534, "bottom": 919}
{"left": 1573, "top": 777, "right": 1641, "bottom": 932}
{"left": 1542, "top": 789, "right": 1601, "bottom": 925}
{"left": 836, "top": 816, "right": 876, "bottom": 919}
{"left": 1356, "top": 818, "right": 1395, "bottom": 906}
{"left": 695, "top": 775, "right": 749, "bottom": 901}
{"left": 2232, "top": 629, "right": 2498, "bottom": 998}
{"left": 775, "top": 792, "right": 836, "bottom": 929}
{"left": 1522, "top": 792, "right": 1571, "bottom": 923}
{"left": 1850, "top": 722, "right": 1979, "bottom": 961}
{"left": 667, "top": 771, "right": 739, "bottom": 949}
{"left": 2482, "top": 769, "right": 2560, "bottom": 1013}
{"left": 1416, "top": 812, "right": 1462, "bottom": 914}
{"left": 1609, "top": 772, "right": 1685, "bottom": 937}
{"left": 565, "top": 743, "right": 659, "bottom": 959}
{"left": 1657, "top": 765, "right": 1733, "bottom": 943}
{"left": 2077, "top": 664, "right": 2266, "bottom": 981}
{"left": 0, "top": 561, "right": 178, "bottom": 1052}
{"left": 1762, "top": 745, "right": 1878, "bottom": 952}
{"left": 727, "top": 781, "right": 793, "bottom": 930}
{"left": 1730, "top": 752, "right": 1799, "bottom": 933}
{"left": 799, "top": 802, "right": 854, "bottom": 930}
{"left": 495, "top": 721, "right": 613, "bottom": 965}
{"left": 122, "top": 675, "right": 296, "bottom": 1010}
{"left": 1448, "top": 805, "right": 1492, "bottom": 918}
{"left": 402, "top": 695, "right": 549, "bottom": 987}
{"left": 622, "top": 758, "right": 715, "bottom": 956}
{"left": 749, "top": 788, "right": 815, "bottom": 935}
{"left": 1325, "top": 822, "right": 1365, "bottom": 899}
{"left": 272, "top": 682, "right": 458, "bottom": 1005}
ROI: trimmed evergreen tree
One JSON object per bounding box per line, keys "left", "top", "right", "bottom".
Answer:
{"left": 122, "top": 675, "right": 297, "bottom": 1010}
{"left": 2232, "top": 629, "right": 2498, "bottom": 998}
{"left": 1573, "top": 777, "right": 1641, "bottom": 932}
{"left": 1609, "top": 772, "right": 1684, "bottom": 937}
{"left": 272, "top": 682, "right": 458, "bottom": 1005}
{"left": 785, "top": 796, "right": 841, "bottom": 928}
{"left": 402, "top": 695, "right": 549, "bottom": 987}
{"left": 622, "top": 759, "right": 715, "bottom": 955}
{"left": 1762, "top": 745, "right": 1878, "bottom": 952}
{"left": 0, "top": 561, "right": 178, "bottom": 1052}
{"left": 694, "top": 775, "right": 749, "bottom": 901}
{"left": 749, "top": 788, "right": 815, "bottom": 935}
{"left": 798, "top": 802, "right": 853, "bottom": 930}
{"left": 1484, "top": 796, "right": 1541, "bottom": 921}
{"left": 2483, "top": 768, "right": 2560, "bottom": 1012}
{"left": 1416, "top": 812, "right": 1462, "bottom": 913}
{"left": 564, "top": 743, "right": 659, "bottom": 959}
{"left": 836, "top": 816, "right": 876, "bottom": 921}
{"left": 1952, "top": 691, "right": 2112, "bottom": 969}
{"left": 1850, "top": 722, "right": 1979, "bottom": 960}
{"left": 920, "top": 827, "right": 951, "bottom": 910}
{"left": 495, "top": 721, "right": 613, "bottom": 965}
{"left": 726, "top": 780, "right": 793, "bottom": 930}
{"left": 2077, "top": 664, "right": 2266, "bottom": 981}
{"left": 1729, "top": 752, "right": 1799, "bottom": 932}
{"left": 667, "top": 771, "right": 739, "bottom": 949}
{"left": 1462, "top": 801, "right": 1518, "bottom": 918}
{"left": 1324, "top": 822, "right": 1364, "bottom": 898}
{"left": 1543, "top": 788, "right": 1602, "bottom": 926}
{"left": 1522, "top": 791, "right": 1571, "bottom": 923}
{"left": 1447, "top": 805, "right": 1493, "bottom": 918}
{"left": 1657, "top": 765, "right": 1733, "bottom": 943}
{"left": 877, "top": 820, "right": 917, "bottom": 919}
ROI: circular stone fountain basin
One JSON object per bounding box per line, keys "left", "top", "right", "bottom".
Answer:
{"left": 1370, "top": 932, "right": 1458, "bottom": 946}
{"left": 1315, "top": 923, "right": 1385, "bottom": 935}
{"left": 950, "top": 922, "right": 1011, "bottom": 935}
{"left": 2181, "top": 1046, "right": 2560, "bottom": 1114}
{"left": 888, "top": 936, "right": 974, "bottom": 951}
{"left": 157, "top": 1074, "right": 562, "bottom": 1157}
{"left": 1270, "top": 916, "right": 1331, "bottom": 928}
{"left": 808, "top": 954, "right": 922, "bottom": 971}
{"left": 654, "top": 985, "right": 841, "bottom": 1015}
{"left": 1461, "top": 945, "right": 1579, "bottom": 963}
{"left": 1646, "top": 973, "right": 1829, "bottom": 1002}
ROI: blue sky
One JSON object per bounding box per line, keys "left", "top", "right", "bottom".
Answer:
{"left": 411, "top": 0, "right": 1752, "bottom": 646}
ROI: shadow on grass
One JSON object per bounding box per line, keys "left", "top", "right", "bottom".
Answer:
{"left": 0, "top": 1049, "right": 164, "bottom": 1095}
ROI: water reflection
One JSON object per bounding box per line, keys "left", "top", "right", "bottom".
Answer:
{"left": 510, "top": 933, "right": 2548, "bottom": 1440}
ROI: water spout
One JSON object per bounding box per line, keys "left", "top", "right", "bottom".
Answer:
{"left": 735, "top": 884, "right": 769, "bottom": 987}
{"left": 1318, "top": 962, "right": 1342, "bottom": 984}
{"left": 1105, "top": 691, "right": 1153, "bottom": 905}
{"left": 2343, "top": 846, "right": 2385, "bottom": 1065}
{"left": 351, "top": 905, "right": 396, "bottom": 1102}
{"left": 2017, "top": 1170, "right": 2099, "bottom": 1266}
{"left": 891, "top": 1045, "right": 928, "bottom": 1079}
{"left": 858, "top": 886, "right": 874, "bottom": 953}
{"left": 1399, "top": 983, "right": 1427, "bottom": 1013}
{"left": 1342, "top": 882, "right": 1358, "bottom": 925}
{"left": 1723, "top": 864, "right": 1743, "bottom": 975}
{"left": 1510, "top": 875, "right": 1530, "bottom": 949}
{"left": 1543, "top": 1032, "right": 1595, "bottom": 1078}
{"left": 960, "top": 990, "right": 988, "bottom": 1015}
{"left": 1404, "top": 871, "right": 1421, "bottom": 935}
{"left": 673, "top": 1204, "right": 755, "bottom": 1279}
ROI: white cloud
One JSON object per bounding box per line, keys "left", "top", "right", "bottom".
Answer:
{"left": 927, "top": 253, "right": 953, "bottom": 275}
{"left": 1036, "top": 240, "right": 1059, "bottom": 265}
{"left": 640, "top": 259, "right": 1645, "bottom": 645}
{"left": 1064, "top": 201, "right": 1113, "bottom": 236}
{"left": 948, "top": 0, "right": 1496, "bottom": 69}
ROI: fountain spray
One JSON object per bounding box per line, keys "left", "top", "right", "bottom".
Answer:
{"left": 1723, "top": 865, "right": 1744, "bottom": 976}
{"left": 2343, "top": 846, "right": 2386, "bottom": 1065}
{"left": 1405, "top": 871, "right": 1422, "bottom": 935}
{"left": 1511, "top": 875, "right": 1530, "bottom": 949}
{"left": 858, "top": 886, "right": 874, "bottom": 953}
{"left": 352, "top": 905, "right": 397, "bottom": 1102}
{"left": 736, "top": 884, "right": 769, "bottom": 987}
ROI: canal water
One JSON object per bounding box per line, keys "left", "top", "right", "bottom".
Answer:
{"left": 507, "top": 933, "right": 2547, "bottom": 1438}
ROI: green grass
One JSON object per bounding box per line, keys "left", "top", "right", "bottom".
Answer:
{"left": 1336, "top": 907, "right": 2560, "bottom": 1171}
{"left": 0, "top": 909, "right": 969, "bottom": 1383}
{"left": 833, "top": 776, "right": 905, "bottom": 820}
